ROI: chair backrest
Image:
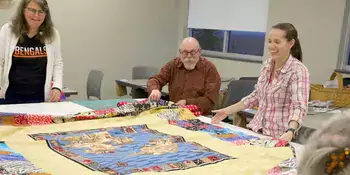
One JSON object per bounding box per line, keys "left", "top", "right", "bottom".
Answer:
{"left": 223, "top": 79, "right": 257, "bottom": 108}
{"left": 87, "top": 69, "right": 104, "bottom": 100}
{"left": 239, "top": 77, "right": 259, "bottom": 81}
{"left": 132, "top": 66, "right": 159, "bottom": 79}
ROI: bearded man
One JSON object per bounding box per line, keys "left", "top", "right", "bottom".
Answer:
{"left": 147, "top": 37, "right": 221, "bottom": 115}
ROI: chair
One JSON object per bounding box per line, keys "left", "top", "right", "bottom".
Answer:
{"left": 132, "top": 66, "right": 159, "bottom": 79}
{"left": 221, "top": 79, "right": 257, "bottom": 125}
{"left": 87, "top": 69, "right": 104, "bottom": 100}
{"left": 223, "top": 80, "right": 258, "bottom": 108}
{"left": 239, "top": 77, "right": 259, "bottom": 81}
{"left": 130, "top": 66, "right": 159, "bottom": 98}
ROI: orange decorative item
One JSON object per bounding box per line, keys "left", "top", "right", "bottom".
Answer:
{"left": 325, "top": 147, "right": 350, "bottom": 174}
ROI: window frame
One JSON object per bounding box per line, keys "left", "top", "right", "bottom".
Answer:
{"left": 337, "top": 0, "right": 350, "bottom": 72}
{"left": 188, "top": 28, "right": 263, "bottom": 64}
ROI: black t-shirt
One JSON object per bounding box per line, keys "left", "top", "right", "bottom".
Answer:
{"left": 6, "top": 34, "right": 47, "bottom": 104}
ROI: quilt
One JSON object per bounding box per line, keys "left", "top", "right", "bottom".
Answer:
{"left": 169, "top": 119, "right": 289, "bottom": 148}
{"left": 0, "top": 100, "right": 196, "bottom": 126}
{"left": 29, "top": 125, "right": 234, "bottom": 175}
{"left": 0, "top": 141, "right": 49, "bottom": 175}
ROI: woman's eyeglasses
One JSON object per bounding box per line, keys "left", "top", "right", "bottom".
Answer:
{"left": 26, "top": 7, "right": 46, "bottom": 16}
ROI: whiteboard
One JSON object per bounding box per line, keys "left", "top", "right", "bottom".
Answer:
{"left": 188, "top": 0, "right": 269, "bottom": 32}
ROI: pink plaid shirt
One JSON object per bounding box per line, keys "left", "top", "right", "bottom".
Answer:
{"left": 243, "top": 55, "right": 310, "bottom": 137}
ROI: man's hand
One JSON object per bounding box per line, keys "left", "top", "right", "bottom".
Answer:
{"left": 175, "top": 99, "right": 186, "bottom": 106}
{"left": 280, "top": 131, "right": 294, "bottom": 142}
{"left": 149, "top": 89, "right": 161, "bottom": 101}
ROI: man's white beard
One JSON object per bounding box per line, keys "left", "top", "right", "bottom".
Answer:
{"left": 184, "top": 63, "right": 196, "bottom": 70}
{"left": 183, "top": 57, "right": 197, "bottom": 70}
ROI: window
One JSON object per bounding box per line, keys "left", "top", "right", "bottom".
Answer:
{"left": 228, "top": 31, "right": 265, "bottom": 56}
{"left": 191, "top": 29, "right": 225, "bottom": 52}
{"left": 187, "top": 0, "right": 269, "bottom": 62}
{"left": 338, "top": 0, "right": 350, "bottom": 71}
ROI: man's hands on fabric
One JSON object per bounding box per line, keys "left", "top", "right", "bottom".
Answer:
{"left": 149, "top": 89, "right": 161, "bottom": 101}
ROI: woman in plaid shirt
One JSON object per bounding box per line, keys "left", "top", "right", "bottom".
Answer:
{"left": 212, "top": 23, "right": 310, "bottom": 142}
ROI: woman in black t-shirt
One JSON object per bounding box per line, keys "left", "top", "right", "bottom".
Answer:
{"left": 0, "top": 0, "right": 63, "bottom": 104}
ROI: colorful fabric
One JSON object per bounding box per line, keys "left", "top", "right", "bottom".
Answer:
{"left": 169, "top": 119, "right": 258, "bottom": 142}
{"left": 249, "top": 138, "right": 289, "bottom": 148}
{"left": 0, "top": 100, "right": 193, "bottom": 126}
{"left": 0, "top": 141, "right": 49, "bottom": 175}
{"left": 138, "top": 107, "right": 196, "bottom": 120}
{"left": 0, "top": 113, "right": 53, "bottom": 126}
{"left": 29, "top": 125, "right": 233, "bottom": 175}
{"left": 243, "top": 55, "right": 310, "bottom": 137}
{"left": 266, "top": 157, "right": 297, "bottom": 175}
{"left": 169, "top": 119, "right": 290, "bottom": 148}
{"left": 118, "top": 99, "right": 203, "bottom": 116}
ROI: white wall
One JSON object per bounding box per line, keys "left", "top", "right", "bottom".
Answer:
{"left": 179, "top": 0, "right": 346, "bottom": 83}
{"left": 0, "top": 0, "right": 182, "bottom": 100}
{"left": 0, "top": 0, "right": 347, "bottom": 100}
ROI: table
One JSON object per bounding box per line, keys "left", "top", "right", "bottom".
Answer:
{"left": 62, "top": 87, "right": 78, "bottom": 97}
{"left": 238, "top": 107, "right": 345, "bottom": 144}
{"left": 115, "top": 79, "right": 230, "bottom": 97}
{"left": 0, "top": 100, "right": 302, "bottom": 174}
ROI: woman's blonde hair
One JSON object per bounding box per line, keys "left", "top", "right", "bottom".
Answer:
{"left": 11, "top": 0, "right": 54, "bottom": 43}
{"left": 298, "top": 116, "right": 350, "bottom": 175}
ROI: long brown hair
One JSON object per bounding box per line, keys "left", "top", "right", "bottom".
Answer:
{"left": 272, "top": 23, "right": 303, "bottom": 62}
{"left": 11, "top": 0, "right": 54, "bottom": 43}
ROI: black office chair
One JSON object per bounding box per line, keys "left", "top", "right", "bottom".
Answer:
{"left": 221, "top": 79, "right": 257, "bottom": 123}
{"left": 239, "top": 77, "right": 259, "bottom": 81}
{"left": 86, "top": 69, "right": 104, "bottom": 100}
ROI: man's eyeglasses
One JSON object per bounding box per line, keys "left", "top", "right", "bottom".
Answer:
{"left": 26, "top": 7, "right": 46, "bottom": 16}
{"left": 179, "top": 49, "right": 201, "bottom": 56}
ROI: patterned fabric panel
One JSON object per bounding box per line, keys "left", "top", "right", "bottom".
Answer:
{"left": 0, "top": 142, "right": 49, "bottom": 175}
{"left": 169, "top": 119, "right": 290, "bottom": 148}
{"left": 29, "top": 125, "right": 234, "bottom": 175}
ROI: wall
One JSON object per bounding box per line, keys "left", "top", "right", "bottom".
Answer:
{"left": 179, "top": 0, "right": 346, "bottom": 83}
{"left": 0, "top": 0, "right": 182, "bottom": 100}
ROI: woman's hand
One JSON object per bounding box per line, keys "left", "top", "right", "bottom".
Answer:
{"left": 280, "top": 131, "right": 294, "bottom": 142}
{"left": 211, "top": 108, "right": 229, "bottom": 124}
{"left": 50, "top": 89, "right": 61, "bottom": 102}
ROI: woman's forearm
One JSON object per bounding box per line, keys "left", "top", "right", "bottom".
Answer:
{"left": 288, "top": 120, "right": 299, "bottom": 130}
{"left": 224, "top": 101, "right": 248, "bottom": 115}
